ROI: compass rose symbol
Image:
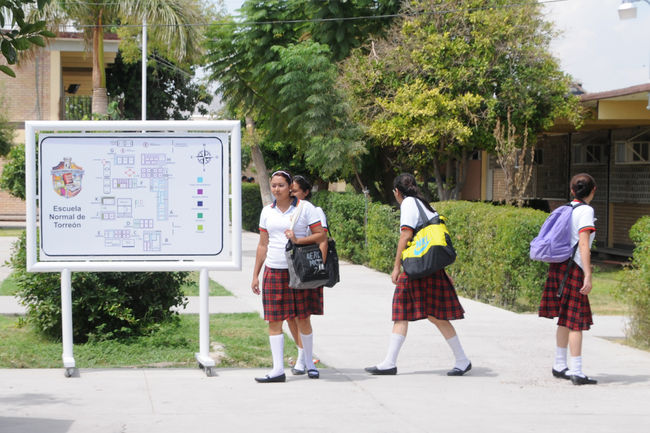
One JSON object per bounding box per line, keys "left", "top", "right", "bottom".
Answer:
{"left": 194, "top": 146, "right": 213, "bottom": 172}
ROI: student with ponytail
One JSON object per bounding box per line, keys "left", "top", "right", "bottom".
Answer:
{"left": 251, "top": 170, "right": 326, "bottom": 383}
{"left": 365, "top": 173, "right": 472, "bottom": 376}
{"left": 539, "top": 173, "right": 598, "bottom": 385}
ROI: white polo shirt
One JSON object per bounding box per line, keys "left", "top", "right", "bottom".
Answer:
{"left": 570, "top": 200, "right": 596, "bottom": 271}
{"left": 259, "top": 199, "right": 323, "bottom": 269}
{"left": 400, "top": 196, "right": 438, "bottom": 231}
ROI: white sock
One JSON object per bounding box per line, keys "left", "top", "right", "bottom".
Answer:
{"left": 269, "top": 334, "right": 285, "bottom": 377}
{"left": 446, "top": 335, "right": 470, "bottom": 370}
{"left": 300, "top": 333, "right": 316, "bottom": 371}
{"left": 294, "top": 347, "right": 305, "bottom": 370}
{"left": 568, "top": 356, "right": 584, "bottom": 378}
{"left": 377, "top": 333, "right": 405, "bottom": 370}
{"left": 554, "top": 346, "right": 568, "bottom": 371}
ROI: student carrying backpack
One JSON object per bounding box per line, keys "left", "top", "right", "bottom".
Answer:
{"left": 530, "top": 202, "right": 585, "bottom": 297}
{"left": 536, "top": 173, "right": 598, "bottom": 386}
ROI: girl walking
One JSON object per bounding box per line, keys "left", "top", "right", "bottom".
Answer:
{"left": 365, "top": 173, "right": 471, "bottom": 376}
{"left": 539, "top": 173, "right": 598, "bottom": 385}
{"left": 251, "top": 170, "right": 326, "bottom": 383}
{"left": 284, "top": 175, "right": 329, "bottom": 375}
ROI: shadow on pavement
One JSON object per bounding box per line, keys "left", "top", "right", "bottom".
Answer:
{"left": 0, "top": 417, "right": 73, "bottom": 433}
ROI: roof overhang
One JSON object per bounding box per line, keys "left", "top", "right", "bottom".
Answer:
{"left": 548, "top": 83, "right": 650, "bottom": 133}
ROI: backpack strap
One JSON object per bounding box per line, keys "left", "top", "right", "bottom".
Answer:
{"left": 557, "top": 201, "right": 586, "bottom": 298}
{"left": 412, "top": 199, "right": 437, "bottom": 234}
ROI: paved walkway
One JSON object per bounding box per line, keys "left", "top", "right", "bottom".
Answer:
{"left": 1, "top": 231, "right": 649, "bottom": 433}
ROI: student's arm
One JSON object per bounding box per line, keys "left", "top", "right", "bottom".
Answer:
{"left": 392, "top": 228, "right": 413, "bottom": 285}
{"left": 251, "top": 231, "right": 269, "bottom": 295}
{"left": 578, "top": 230, "right": 593, "bottom": 295}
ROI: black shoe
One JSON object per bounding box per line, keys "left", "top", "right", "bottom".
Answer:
{"left": 447, "top": 362, "right": 472, "bottom": 376}
{"left": 254, "top": 373, "right": 286, "bottom": 383}
{"left": 291, "top": 367, "right": 306, "bottom": 375}
{"left": 552, "top": 368, "right": 570, "bottom": 380}
{"left": 364, "top": 366, "right": 397, "bottom": 375}
{"left": 307, "top": 369, "right": 320, "bottom": 379}
{"left": 570, "top": 375, "right": 597, "bottom": 385}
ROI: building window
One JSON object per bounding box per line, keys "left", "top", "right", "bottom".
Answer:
{"left": 534, "top": 149, "right": 543, "bottom": 165}
{"left": 573, "top": 143, "right": 603, "bottom": 165}
{"left": 616, "top": 141, "right": 650, "bottom": 164}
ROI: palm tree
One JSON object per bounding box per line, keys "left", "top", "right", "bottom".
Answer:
{"left": 35, "top": 0, "right": 204, "bottom": 116}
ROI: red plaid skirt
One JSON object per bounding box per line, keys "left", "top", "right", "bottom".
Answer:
{"left": 392, "top": 270, "right": 465, "bottom": 321}
{"left": 262, "top": 267, "right": 324, "bottom": 322}
{"left": 539, "top": 260, "right": 593, "bottom": 331}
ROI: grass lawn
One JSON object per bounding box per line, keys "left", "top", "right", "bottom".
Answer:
{"left": 180, "top": 272, "right": 231, "bottom": 296}
{"left": 0, "top": 228, "right": 23, "bottom": 237}
{"left": 0, "top": 272, "right": 19, "bottom": 296}
{"left": 590, "top": 264, "right": 628, "bottom": 316}
{"left": 0, "top": 313, "right": 296, "bottom": 369}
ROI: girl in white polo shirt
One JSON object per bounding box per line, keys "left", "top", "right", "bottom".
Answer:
{"left": 366, "top": 173, "right": 471, "bottom": 376}
{"left": 251, "top": 170, "right": 326, "bottom": 383}
{"left": 539, "top": 173, "right": 597, "bottom": 385}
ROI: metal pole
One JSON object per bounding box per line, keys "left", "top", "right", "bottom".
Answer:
{"left": 142, "top": 18, "right": 147, "bottom": 121}
{"left": 196, "top": 268, "right": 215, "bottom": 375}
{"left": 61, "top": 268, "right": 75, "bottom": 372}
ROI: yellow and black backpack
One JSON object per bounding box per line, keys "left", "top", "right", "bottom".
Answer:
{"left": 401, "top": 199, "right": 456, "bottom": 279}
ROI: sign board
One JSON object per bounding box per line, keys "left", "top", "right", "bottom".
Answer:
{"left": 25, "top": 120, "right": 242, "bottom": 272}
{"left": 39, "top": 134, "right": 226, "bottom": 260}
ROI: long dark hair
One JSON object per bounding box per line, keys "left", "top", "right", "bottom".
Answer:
{"left": 393, "top": 173, "right": 435, "bottom": 213}
{"left": 292, "top": 175, "right": 312, "bottom": 200}
{"left": 570, "top": 173, "right": 596, "bottom": 201}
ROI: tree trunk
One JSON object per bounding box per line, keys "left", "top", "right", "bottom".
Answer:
{"left": 91, "top": 11, "right": 108, "bottom": 117}
{"left": 246, "top": 116, "right": 272, "bottom": 206}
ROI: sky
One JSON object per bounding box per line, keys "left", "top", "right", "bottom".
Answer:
{"left": 217, "top": 0, "right": 650, "bottom": 94}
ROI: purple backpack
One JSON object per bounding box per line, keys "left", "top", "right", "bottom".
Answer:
{"left": 530, "top": 203, "right": 584, "bottom": 263}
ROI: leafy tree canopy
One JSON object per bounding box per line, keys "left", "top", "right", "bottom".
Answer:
{"left": 341, "top": 0, "right": 581, "bottom": 199}
{"left": 0, "top": 0, "right": 56, "bottom": 77}
{"left": 106, "top": 51, "right": 212, "bottom": 120}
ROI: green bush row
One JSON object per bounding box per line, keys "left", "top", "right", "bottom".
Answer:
{"left": 307, "top": 193, "right": 549, "bottom": 311}
{"left": 620, "top": 216, "right": 650, "bottom": 348}
{"left": 435, "top": 201, "right": 548, "bottom": 310}
{"left": 242, "top": 183, "right": 263, "bottom": 233}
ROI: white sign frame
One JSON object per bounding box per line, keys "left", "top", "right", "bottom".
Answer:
{"left": 25, "top": 120, "right": 242, "bottom": 376}
{"left": 26, "top": 120, "right": 242, "bottom": 272}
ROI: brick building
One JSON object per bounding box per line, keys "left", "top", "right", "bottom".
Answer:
{"left": 0, "top": 32, "right": 118, "bottom": 221}
{"left": 471, "top": 83, "right": 650, "bottom": 252}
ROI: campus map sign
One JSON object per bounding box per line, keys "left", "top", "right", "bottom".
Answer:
{"left": 39, "top": 134, "right": 227, "bottom": 260}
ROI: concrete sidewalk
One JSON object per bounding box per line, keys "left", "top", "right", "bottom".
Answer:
{"left": 1, "top": 231, "right": 649, "bottom": 433}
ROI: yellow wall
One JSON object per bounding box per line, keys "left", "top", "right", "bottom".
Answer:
{"left": 598, "top": 100, "right": 650, "bottom": 120}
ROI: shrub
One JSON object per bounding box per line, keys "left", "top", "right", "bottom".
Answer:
{"left": 308, "top": 192, "right": 549, "bottom": 312}
{"left": 242, "top": 183, "right": 263, "bottom": 232}
{"left": 619, "top": 216, "right": 650, "bottom": 348}
{"left": 9, "top": 232, "right": 190, "bottom": 343}
{"left": 435, "top": 201, "right": 548, "bottom": 310}
{"left": 312, "top": 191, "right": 368, "bottom": 264}
{"left": 367, "top": 202, "right": 399, "bottom": 273}
{"left": 0, "top": 142, "right": 26, "bottom": 200}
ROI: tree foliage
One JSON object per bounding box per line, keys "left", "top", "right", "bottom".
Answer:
{"left": 0, "top": 0, "right": 55, "bottom": 77}
{"left": 204, "top": 0, "right": 401, "bottom": 191}
{"left": 106, "top": 51, "right": 212, "bottom": 120}
{"left": 341, "top": 0, "right": 581, "bottom": 199}
{"left": 33, "top": 0, "right": 205, "bottom": 115}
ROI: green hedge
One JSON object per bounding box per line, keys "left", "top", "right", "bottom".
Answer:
{"left": 242, "top": 183, "right": 263, "bottom": 233}
{"left": 620, "top": 216, "right": 650, "bottom": 348}
{"left": 436, "top": 201, "right": 549, "bottom": 310}
{"left": 312, "top": 191, "right": 368, "bottom": 264}
{"left": 310, "top": 192, "right": 549, "bottom": 311}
